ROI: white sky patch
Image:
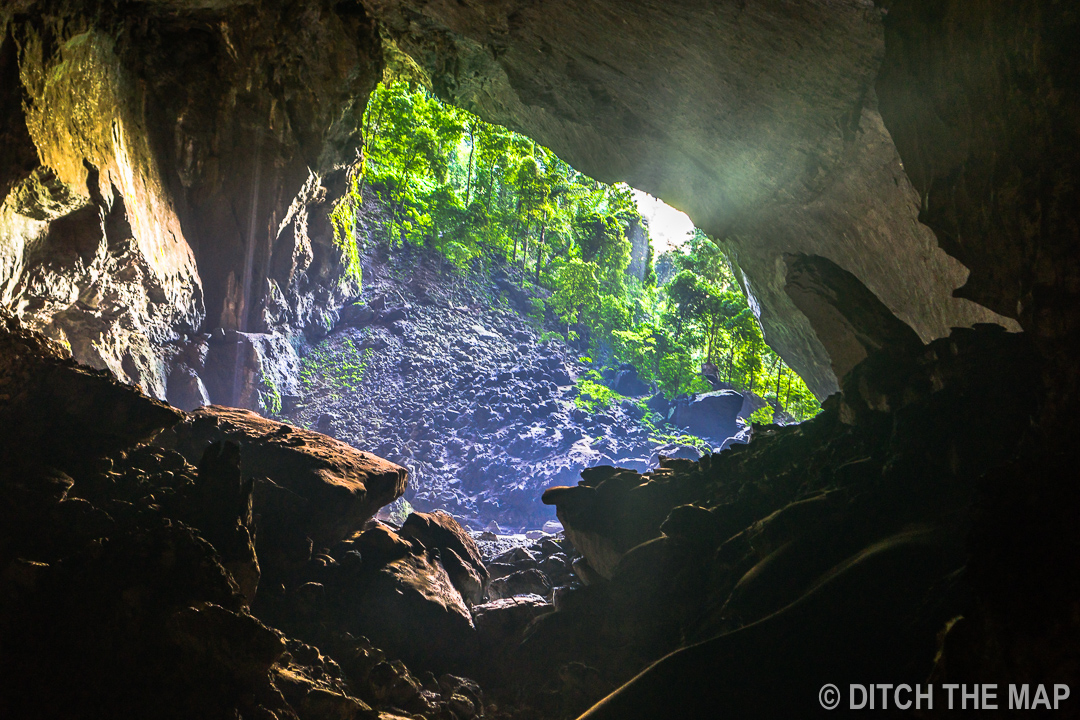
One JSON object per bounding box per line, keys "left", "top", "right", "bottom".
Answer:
{"left": 632, "top": 188, "right": 695, "bottom": 254}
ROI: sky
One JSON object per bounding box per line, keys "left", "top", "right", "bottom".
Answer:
{"left": 632, "top": 188, "right": 696, "bottom": 255}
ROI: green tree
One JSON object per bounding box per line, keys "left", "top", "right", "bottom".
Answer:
{"left": 549, "top": 259, "right": 601, "bottom": 330}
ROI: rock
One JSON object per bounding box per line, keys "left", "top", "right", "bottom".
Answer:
{"left": 489, "top": 568, "right": 552, "bottom": 601}
{"left": 0, "top": 315, "right": 183, "bottom": 473}
{"left": 525, "top": 530, "right": 548, "bottom": 541}
{"left": 399, "top": 510, "right": 489, "bottom": 606}
{"left": 339, "top": 302, "right": 375, "bottom": 327}
{"left": 645, "top": 392, "right": 670, "bottom": 418}
{"left": 190, "top": 442, "right": 260, "bottom": 605}
{"left": 366, "top": 659, "right": 422, "bottom": 707}
{"left": 671, "top": 391, "right": 743, "bottom": 444}
{"left": 202, "top": 330, "right": 301, "bottom": 412}
{"left": 355, "top": 525, "right": 413, "bottom": 565}
{"left": 167, "top": 603, "right": 286, "bottom": 685}
{"left": 486, "top": 562, "right": 519, "bottom": 581}
{"left": 167, "top": 364, "right": 211, "bottom": 412}
{"left": 471, "top": 595, "right": 553, "bottom": 676}
{"left": 317, "top": 412, "right": 338, "bottom": 432}
{"left": 1, "top": 1, "right": 382, "bottom": 399}
{"left": 543, "top": 520, "right": 564, "bottom": 534}
{"left": 343, "top": 542, "right": 479, "bottom": 673}
{"left": 611, "top": 364, "right": 650, "bottom": 397}
{"left": 543, "top": 467, "right": 666, "bottom": 580}
{"left": 492, "top": 546, "right": 536, "bottom": 566}
{"left": 161, "top": 406, "right": 407, "bottom": 578}
{"left": 784, "top": 253, "right": 925, "bottom": 382}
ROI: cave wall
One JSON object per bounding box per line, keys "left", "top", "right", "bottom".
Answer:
{"left": 0, "top": 0, "right": 1070, "bottom": 405}
{"left": 360, "top": 0, "right": 1017, "bottom": 397}
{"left": 875, "top": 0, "right": 1080, "bottom": 421}
{"left": 0, "top": 0, "right": 382, "bottom": 401}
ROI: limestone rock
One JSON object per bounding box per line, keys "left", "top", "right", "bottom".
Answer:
{"left": 784, "top": 253, "right": 925, "bottom": 382}
{"left": 670, "top": 391, "right": 744, "bottom": 444}
{"left": 0, "top": 314, "right": 182, "bottom": 473}
{"left": 399, "top": 510, "right": 489, "bottom": 606}
{"left": 162, "top": 406, "right": 407, "bottom": 578}
{"left": 201, "top": 329, "right": 301, "bottom": 411}
{"left": 488, "top": 568, "right": 552, "bottom": 602}
{"left": 364, "top": 0, "right": 1016, "bottom": 397}
{"left": 343, "top": 540, "right": 479, "bottom": 674}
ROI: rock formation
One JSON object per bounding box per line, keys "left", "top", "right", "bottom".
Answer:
{"left": 0, "top": 0, "right": 1051, "bottom": 403}
{"left": 1, "top": 1, "right": 382, "bottom": 403}
{"left": 360, "top": 0, "right": 1022, "bottom": 396}
{"left": 1, "top": 1, "right": 1079, "bottom": 719}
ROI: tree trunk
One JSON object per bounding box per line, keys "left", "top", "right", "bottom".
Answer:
{"left": 464, "top": 123, "right": 475, "bottom": 205}
{"left": 775, "top": 358, "right": 783, "bottom": 409}
{"left": 485, "top": 159, "right": 497, "bottom": 214}
{"left": 535, "top": 223, "right": 545, "bottom": 284}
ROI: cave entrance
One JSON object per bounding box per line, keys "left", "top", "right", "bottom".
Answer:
{"left": 277, "top": 80, "right": 820, "bottom": 535}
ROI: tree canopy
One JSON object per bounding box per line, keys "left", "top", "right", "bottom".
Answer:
{"left": 339, "top": 80, "right": 820, "bottom": 422}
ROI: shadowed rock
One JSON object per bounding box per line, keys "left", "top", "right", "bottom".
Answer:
{"left": 400, "top": 510, "right": 489, "bottom": 606}
{"left": 785, "top": 253, "right": 925, "bottom": 382}
{"left": 161, "top": 406, "right": 407, "bottom": 579}
{"left": 0, "top": 314, "right": 182, "bottom": 473}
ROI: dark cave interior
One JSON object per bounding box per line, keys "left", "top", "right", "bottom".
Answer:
{"left": 1, "top": 1, "right": 1079, "bottom": 718}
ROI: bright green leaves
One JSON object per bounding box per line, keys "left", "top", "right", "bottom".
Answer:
{"left": 348, "top": 80, "right": 821, "bottom": 423}
{"left": 549, "top": 258, "right": 601, "bottom": 326}
{"left": 299, "top": 337, "right": 372, "bottom": 401}
{"left": 356, "top": 81, "right": 645, "bottom": 282}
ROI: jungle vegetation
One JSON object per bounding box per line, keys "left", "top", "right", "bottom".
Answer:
{"left": 335, "top": 80, "right": 820, "bottom": 422}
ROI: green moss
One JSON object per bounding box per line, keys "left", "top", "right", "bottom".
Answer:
{"left": 299, "top": 337, "right": 373, "bottom": 400}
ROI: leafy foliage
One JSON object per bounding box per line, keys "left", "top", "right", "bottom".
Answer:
{"left": 342, "top": 81, "right": 820, "bottom": 423}
{"left": 573, "top": 377, "right": 618, "bottom": 413}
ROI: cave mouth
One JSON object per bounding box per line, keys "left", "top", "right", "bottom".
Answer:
{"left": 2, "top": 3, "right": 1077, "bottom": 719}
{"left": 268, "top": 79, "right": 822, "bottom": 535}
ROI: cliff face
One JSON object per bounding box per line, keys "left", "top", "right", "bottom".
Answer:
{"left": 1, "top": 3, "right": 1079, "bottom": 718}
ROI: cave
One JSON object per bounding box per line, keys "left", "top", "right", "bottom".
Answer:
{"left": 1, "top": 1, "right": 1078, "bottom": 718}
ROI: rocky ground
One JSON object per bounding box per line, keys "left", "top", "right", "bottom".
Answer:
{"left": 285, "top": 244, "right": 721, "bottom": 531}
{"left": 2, "top": 309, "right": 1075, "bottom": 719}
{"left": 0, "top": 315, "right": 588, "bottom": 720}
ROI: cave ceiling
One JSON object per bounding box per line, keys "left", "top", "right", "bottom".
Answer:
{"left": 3, "top": 0, "right": 1075, "bottom": 400}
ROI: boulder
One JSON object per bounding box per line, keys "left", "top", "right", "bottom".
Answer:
{"left": 343, "top": 539, "right": 479, "bottom": 673}
{"left": 339, "top": 302, "right": 375, "bottom": 327}
{"left": 167, "top": 365, "right": 211, "bottom": 412}
{"left": 611, "top": 364, "right": 650, "bottom": 397}
{"left": 645, "top": 392, "right": 670, "bottom": 418}
{"left": 355, "top": 524, "right": 414, "bottom": 564}
{"left": 472, "top": 594, "right": 553, "bottom": 660}
{"left": 399, "top": 510, "right": 489, "bottom": 606}
{"left": 671, "top": 391, "right": 743, "bottom": 443}
{"left": 161, "top": 406, "right": 407, "bottom": 577}
{"left": 489, "top": 568, "right": 552, "bottom": 601}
